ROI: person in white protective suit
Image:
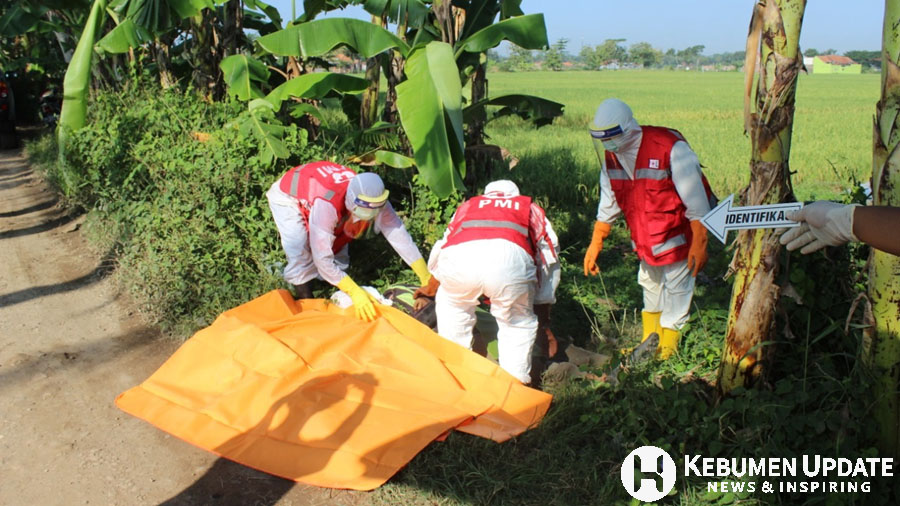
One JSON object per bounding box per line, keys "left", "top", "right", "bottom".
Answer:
{"left": 780, "top": 201, "right": 900, "bottom": 257}
{"left": 422, "top": 180, "right": 560, "bottom": 384}
{"left": 583, "top": 98, "right": 716, "bottom": 359}
{"left": 266, "top": 161, "right": 432, "bottom": 321}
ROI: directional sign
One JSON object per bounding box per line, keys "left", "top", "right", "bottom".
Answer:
{"left": 701, "top": 194, "right": 803, "bottom": 244}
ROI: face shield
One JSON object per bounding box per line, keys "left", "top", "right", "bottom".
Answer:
{"left": 346, "top": 172, "right": 389, "bottom": 221}
{"left": 351, "top": 190, "right": 389, "bottom": 221}
{"left": 589, "top": 123, "right": 626, "bottom": 161}
{"left": 590, "top": 98, "right": 639, "bottom": 161}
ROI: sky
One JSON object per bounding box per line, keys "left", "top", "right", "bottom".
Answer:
{"left": 267, "top": 0, "right": 884, "bottom": 55}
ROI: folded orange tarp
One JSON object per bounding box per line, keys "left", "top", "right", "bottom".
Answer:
{"left": 116, "top": 289, "right": 552, "bottom": 490}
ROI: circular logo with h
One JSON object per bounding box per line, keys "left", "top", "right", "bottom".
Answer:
{"left": 621, "top": 445, "right": 677, "bottom": 502}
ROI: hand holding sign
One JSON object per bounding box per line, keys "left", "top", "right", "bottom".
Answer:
{"left": 701, "top": 194, "right": 802, "bottom": 244}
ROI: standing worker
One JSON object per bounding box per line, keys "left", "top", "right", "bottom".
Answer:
{"left": 422, "top": 180, "right": 559, "bottom": 385}
{"left": 266, "top": 161, "right": 432, "bottom": 321}
{"left": 583, "top": 98, "right": 715, "bottom": 359}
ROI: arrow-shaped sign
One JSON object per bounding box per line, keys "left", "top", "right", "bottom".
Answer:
{"left": 701, "top": 194, "right": 803, "bottom": 244}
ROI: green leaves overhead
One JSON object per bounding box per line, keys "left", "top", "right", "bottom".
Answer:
{"left": 108, "top": 0, "right": 210, "bottom": 34}
{"left": 464, "top": 94, "right": 564, "bottom": 128}
{"left": 363, "top": 0, "right": 428, "bottom": 27}
{"left": 96, "top": 18, "right": 152, "bottom": 53}
{"left": 258, "top": 17, "right": 409, "bottom": 58}
{"left": 220, "top": 54, "right": 270, "bottom": 100}
{"left": 456, "top": 13, "right": 547, "bottom": 57}
{"left": 396, "top": 42, "right": 466, "bottom": 198}
{"left": 0, "top": 3, "right": 44, "bottom": 36}
{"left": 265, "top": 72, "right": 369, "bottom": 107}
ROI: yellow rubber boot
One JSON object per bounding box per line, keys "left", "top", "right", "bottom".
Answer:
{"left": 641, "top": 311, "right": 662, "bottom": 343}
{"left": 658, "top": 328, "right": 681, "bottom": 360}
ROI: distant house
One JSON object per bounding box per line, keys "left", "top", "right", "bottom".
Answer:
{"left": 812, "top": 55, "right": 862, "bottom": 74}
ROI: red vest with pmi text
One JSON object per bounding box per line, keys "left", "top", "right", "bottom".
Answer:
{"left": 443, "top": 195, "right": 535, "bottom": 257}
{"left": 605, "top": 126, "right": 695, "bottom": 266}
{"left": 278, "top": 161, "right": 368, "bottom": 253}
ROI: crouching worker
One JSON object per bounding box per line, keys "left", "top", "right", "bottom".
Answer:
{"left": 583, "top": 98, "right": 715, "bottom": 359}
{"left": 266, "top": 161, "right": 432, "bottom": 321}
{"left": 420, "top": 180, "right": 559, "bottom": 385}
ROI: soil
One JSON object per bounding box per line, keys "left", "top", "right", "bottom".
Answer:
{"left": 0, "top": 148, "right": 368, "bottom": 506}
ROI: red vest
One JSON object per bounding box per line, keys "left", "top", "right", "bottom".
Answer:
{"left": 443, "top": 195, "right": 535, "bottom": 256}
{"left": 278, "top": 161, "right": 368, "bottom": 253}
{"left": 605, "top": 126, "right": 700, "bottom": 266}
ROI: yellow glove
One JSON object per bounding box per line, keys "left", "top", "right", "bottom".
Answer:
{"left": 411, "top": 257, "right": 432, "bottom": 286}
{"left": 583, "top": 221, "right": 612, "bottom": 276}
{"left": 336, "top": 276, "right": 378, "bottom": 322}
{"left": 687, "top": 220, "right": 709, "bottom": 277}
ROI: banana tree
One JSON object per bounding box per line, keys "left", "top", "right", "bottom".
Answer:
{"left": 865, "top": 0, "right": 900, "bottom": 457}
{"left": 252, "top": 9, "right": 561, "bottom": 198}
{"left": 718, "top": 0, "right": 805, "bottom": 393}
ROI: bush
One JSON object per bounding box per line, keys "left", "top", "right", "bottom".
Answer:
{"left": 42, "top": 81, "right": 324, "bottom": 332}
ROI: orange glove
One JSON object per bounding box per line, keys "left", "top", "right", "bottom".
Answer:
{"left": 583, "top": 221, "right": 612, "bottom": 276}
{"left": 413, "top": 276, "right": 441, "bottom": 311}
{"left": 687, "top": 220, "right": 708, "bottom": 277}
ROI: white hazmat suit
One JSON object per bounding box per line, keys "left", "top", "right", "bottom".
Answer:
{"left": 428, "top": 180, "right": 559, "bottom": 384}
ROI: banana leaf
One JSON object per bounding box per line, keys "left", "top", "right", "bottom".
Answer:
{"left": 363, "top": 0, "right": 428, "bottom": 27}
{"left": 258, "top": 17, "right": 409, "bottom": 59}
{"left": 265, "top": 72, "right": 368, "bottom": 109}
{"left": 396, "top": 42, "right": 466, "bottom": 198}
{"left": 455, "top": 13, "right": 547, "bottom": 57}
{"left": 0, "top": 3, "right": 44, "bottom": 36}
{"left": 463, "top": 94, "right": 564, "bottom": 127}
{"left": 220, "top": 54, "right": 270, "bottom": 100}
{"left": 59, "top": 0, "right": 108, "bottom": 154}
{"left": 96, "top": 18, "right": 152, "bottom": 53}
{"left": 242, "top": 99, "right": 290, "bottom": 165}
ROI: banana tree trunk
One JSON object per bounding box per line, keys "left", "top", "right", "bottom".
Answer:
{"left": 464, "top": 60, "right": 487, "bottom": 186}
{"left": 360, "top": 14, "right": 383, "bottom": 129}
{"left": 864, "top": 0, "right": 900, "bottom": 458}
{"left": 718, "top": 0, "right": 805, "bottom": 394}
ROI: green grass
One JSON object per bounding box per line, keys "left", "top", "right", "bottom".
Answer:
{"left": 484, "top": 70, "right": 879, "bottom": 201}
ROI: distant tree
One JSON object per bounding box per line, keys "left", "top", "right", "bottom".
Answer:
{"left": 544, "top": 38, "right": 568, "bottom": 71}
{"left": 844, "top": 50, "right": 881, "bottom": 70}
{"left": 677, "top": 44, "right": 705, "bottom": 68}
{"left": 804, "top": 47, "right": 819, "bottom": 56}
{"left": 508, "top": 44, "right": 534, "bottom": 71}
{"left": 824, "top": 47, "right": 838, "bottom": 55}
{"left": 580, "top": 45, "right": 600, "bottom": 69}
{"left": 628, "top": 41, "right": 662, "bottom": 68}
{"left": 662, "top": 48, "right": 678, "bottom": 67}
{"left": 596, "top": 38, "right": 627, "bottom": 65}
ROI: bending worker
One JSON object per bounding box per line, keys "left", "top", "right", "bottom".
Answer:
{"left": 423, "top": 180, "right": 559, "bottom": 384}
{"left": 266, "top": 161, "right": 431, "bottom": 321}
{"left": 780, "top": 201, "right": 900, "bottom": 257}
{"left": 583, "top": 98, "right": 714, "bottom": 359}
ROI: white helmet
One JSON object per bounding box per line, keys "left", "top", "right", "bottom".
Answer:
{"left": 589, "top": 98, "right": 641, "bottom": 155}
{"left": 484, "top": 180, "right": 520, "bottom": 197}
{"left": 346, "top": 172, "right": 389, "bottom": 221}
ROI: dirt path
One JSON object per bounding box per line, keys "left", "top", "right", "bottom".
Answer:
{"left": 0, "top": 149, "right": 366, "bottom": 506}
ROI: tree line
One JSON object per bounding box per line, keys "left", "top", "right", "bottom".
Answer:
{"left": 492, "top": 38, "right": 881, "bottom": 71}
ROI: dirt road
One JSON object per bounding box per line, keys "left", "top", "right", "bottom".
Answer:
{"left": 0, "top": 149, "right": 365, "bottom": 505}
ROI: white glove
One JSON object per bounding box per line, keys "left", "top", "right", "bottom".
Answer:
{"left": 779, "top": 201, "right": 859, "bottom": 254}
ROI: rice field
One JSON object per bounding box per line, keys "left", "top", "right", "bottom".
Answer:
{"left": 485, "top": 70, "right": 880, "bottom": 202}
